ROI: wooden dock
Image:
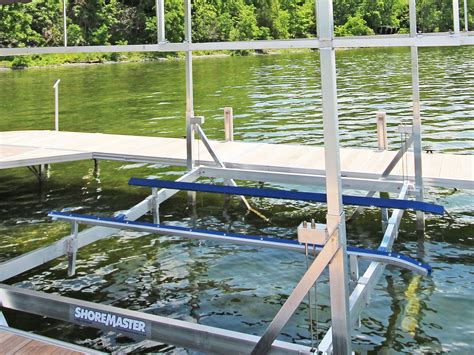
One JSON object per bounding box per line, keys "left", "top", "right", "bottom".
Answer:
{"left": 0, "top": 130, "right": 472, "bottom": 189}
{"left": 0, "top": 326, "right": 98, "bottom": 354}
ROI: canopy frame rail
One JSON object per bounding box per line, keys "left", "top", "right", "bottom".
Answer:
{"left": 0, "top": 33, "right": 473, "bottom": 58}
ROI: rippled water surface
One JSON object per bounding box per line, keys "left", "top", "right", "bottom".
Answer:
{"left": 0, "top": 47, "right": 473, "bottom": 353}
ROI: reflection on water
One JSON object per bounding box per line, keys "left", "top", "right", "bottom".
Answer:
{"left": 0, "top": 47, "right": 473, "bottom": 353}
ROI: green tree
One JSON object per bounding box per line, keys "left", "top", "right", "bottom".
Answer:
{"left": 335, "top": 15, "right": 375, "bottom": 36}
{"left": 0, "top": 4, "right": 42, "bottom": 47}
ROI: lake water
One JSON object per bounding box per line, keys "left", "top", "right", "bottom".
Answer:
{"left": 0, "top": 47, "right": 473, "bottom": 353}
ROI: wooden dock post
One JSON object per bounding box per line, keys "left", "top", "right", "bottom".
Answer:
{"left": 376, "top": 111, "right": 388, "bottom": 151}
{"left": 224, "top": 107, "right": 234, "bottom": 141}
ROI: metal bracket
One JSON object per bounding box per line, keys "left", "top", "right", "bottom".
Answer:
{"left": 349, "top": 254, "right": 359, "bottom": 285}
{"left": 326, "top": 212, "right": 344, "bottom": 241}
{"left": 190, "top": 116, "right": 205, "bottom": 125}
{"left": 397, "top": 124, "right": 413, "bottom": 134}
{"left": 359, "top": 276, "right": 372, "bottom": 305}
{"left": 297, "top": 220, "right": 327, "bottom": 245}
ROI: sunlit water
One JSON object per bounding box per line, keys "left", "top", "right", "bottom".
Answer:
{"left": 0, "top": 47, "right": 473, "bottom": 353}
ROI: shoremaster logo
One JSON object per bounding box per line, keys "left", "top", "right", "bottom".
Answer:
{"left": 71, "top": 306, "right": 150, "bottom": 336}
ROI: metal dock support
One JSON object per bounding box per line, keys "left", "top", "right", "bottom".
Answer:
{"left": 184, "top": 0, "right": 194, "bottom": 170}
{"left": 409, "top": 0, "right": 425, "bottom": 231}
{"left": 317, "top": 1, "right": 351, "bottom": 352}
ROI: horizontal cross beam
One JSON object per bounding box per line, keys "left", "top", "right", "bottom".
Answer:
{"left": 128, "top": 178, "right": 444, "bottom": 215}
{"left": 0, "top": 34, "right": 472, "bottom": 58}
{"left": 48, "top": 211, "right": 432, "bottom": 275}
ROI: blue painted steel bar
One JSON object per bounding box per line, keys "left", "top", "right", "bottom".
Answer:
{"left": 48, "top": 211, "right": 432, "bottom": 276}
{"left": 128, "top": 178, "right": 444, "bottom": 215}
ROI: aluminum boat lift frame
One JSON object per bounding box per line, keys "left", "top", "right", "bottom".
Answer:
{"left": 0, "top": 0, "right": 471, "bottom": 353}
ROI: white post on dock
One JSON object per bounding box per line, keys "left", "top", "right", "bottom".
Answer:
{"left": 53, "top": 79, "right": 61, "bottom": 131}
{"left": 464, "top": 0, "right": 469, "bottom": 31}
{"left": 409, "top": 0, "right": 425, "bottom": 231}
{"left": 156, "top": 0, "right": 166, "bottom": 43}
{"left": 184, "top": 0, "right": 194, "bottom": 170}
{"left": 376, "top": 111, "right": 388, "bottom": 151}
{"left": 62, "top": 0, "right": 67, "bottom": 47}
{"left": 224, "top": 107, "right": 234, "bottom": 141}
{"left": 453, "top": 0, "right": 461, "bottom": 34}
{"left": 317, "top": 0, "right": 351, "bottom": 353}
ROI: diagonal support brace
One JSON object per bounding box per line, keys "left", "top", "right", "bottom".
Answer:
{"left": 251, "top": 232, "right": 339, "bottom": 355}
{"left": 195, "top": 124, "right": 268, "bottom": 221}
{"left": 349, "top": 134, "right": 414, "bottom": 220}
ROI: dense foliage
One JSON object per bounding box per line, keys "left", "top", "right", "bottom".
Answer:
{"left": 0, "top": 0, "right": 472, "bottom": 48}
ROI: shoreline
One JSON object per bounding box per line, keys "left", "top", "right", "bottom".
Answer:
{"left": 0, "top": 49, "right": 313, "bottom": 71}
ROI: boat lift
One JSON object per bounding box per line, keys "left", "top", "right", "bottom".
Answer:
{"left": 0, "top": 0, "right": 471, "bottom": 353}
{"left": 0, "top": 175, "right": 438, "bottom": 354}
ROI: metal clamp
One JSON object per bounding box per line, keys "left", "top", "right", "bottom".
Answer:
{"left": 297, "top": 220, "right": 327, "bottom": 245}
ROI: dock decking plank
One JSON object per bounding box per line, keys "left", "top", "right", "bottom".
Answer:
{"left": 0, "top": 130, "right": 472, "bottom": 189}
{"left": 0, "top": 329, "right": 87, "bottom": 355}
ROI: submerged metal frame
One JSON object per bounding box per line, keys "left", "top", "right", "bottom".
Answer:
{"left": 0, "top": 0, "right": 470, "bottom": 353}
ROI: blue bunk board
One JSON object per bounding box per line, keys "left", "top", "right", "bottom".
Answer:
{"left": 48, "top": 211, "right": 432, "bottom": 275}
{"left": 128, "top": 178, "right": 444, "bottom": 215}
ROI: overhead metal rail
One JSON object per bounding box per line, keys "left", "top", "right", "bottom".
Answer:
{"left": 0, "top": 33, "right": 473, "bottom": 57}
{"left": 0, "top": 0, "right": 31, "bottom": 4}
{"left": 128, "top": 178, "right": 444, "bottom": 215}
{"left": 47, "top": 211, "right": 432, "bottom": 276}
